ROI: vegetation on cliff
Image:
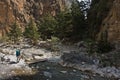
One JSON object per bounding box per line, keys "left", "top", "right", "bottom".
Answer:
{"left": 7, "top": 22, "right": 22, "bottom": 43}
{"left": 5, "top": 0, "right": 115, "bottom": 52}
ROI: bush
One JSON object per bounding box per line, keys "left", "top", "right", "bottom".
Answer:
{"left": 7, "top": 22, "right": 22, "bottom": 43}
{"left": 24, "top": 19, "right": 39, "bottom": 45}
{"left": 97, "top": 41, "right": 114, "bottom": 53}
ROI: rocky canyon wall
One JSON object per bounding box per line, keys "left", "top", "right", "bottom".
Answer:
{"left": 0, "top": 0, "right": 71, "bottom": 37}
{"left": 98, "top": 0, "right": 120, "bottom": 42}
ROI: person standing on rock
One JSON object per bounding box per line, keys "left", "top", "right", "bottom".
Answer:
{"left": 16, "top": 48, "right": 21, "bottom": 63}
{"left": 1, "top": 56, "right": 5, "bottom": 64}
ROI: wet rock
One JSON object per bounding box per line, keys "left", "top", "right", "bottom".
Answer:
{"left": 60, "top": 71, "right": 67, "bottom": 74}
{"left": 36, "top": 66, "right": 39, "bottom": 69}
{"left": 15, "top": 77, "right": 20, "bottom": 80}
{"left": 46, "top": 67, "right": 50, "bottom": 70}
{"left": 43, "top": 71, "right": 52, "bottom": 78}
{"left": 61, "top": 51, "right": 94, "bottom": 64}
{"left": 81, "top": 75, "right": 89, "bottom": 79}
{"left": 33, "top": 55, "right": 43, "bottom": 60}
{"left": 73, "top": 69, "right": 76, "bottom": 72}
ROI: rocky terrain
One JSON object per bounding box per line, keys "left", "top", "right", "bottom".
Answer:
{"left": 0, "top": 41, "right": 56, "bottom": 79}
{"left": 59, "top": 41, "right": 120, "bottom": 79}
{"left": 0, "top": 40, "right": 120, "bottom": 79}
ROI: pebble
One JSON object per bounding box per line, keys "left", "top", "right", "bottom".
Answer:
{"left": 60, "top": 71, "right": 67, "bottom": 74}
{"left": 46, "top": 67, "right": 50, "bottom": 70}
{"left": 73, "top": 69, "right": 76, "bottom": 72}
{"left": 43, "top": 71, "right": 52, "bottom": 78}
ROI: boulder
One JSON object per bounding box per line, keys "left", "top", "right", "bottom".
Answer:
{"left": 61, "top": 51, "right": 94, "bottom": 64}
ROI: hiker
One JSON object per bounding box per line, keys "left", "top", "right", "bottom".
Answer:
{"left": 16, "top": 48, "right": 21, "bottom": 62}
{"left": 1, "top": 56, "right": 5, "bottom": 64}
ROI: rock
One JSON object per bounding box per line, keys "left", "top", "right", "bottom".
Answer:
{"left": 22, "top": 44, "right": 31, "bottom": 49}
{"left": 93, "top": 59, "right": 99, "bottom": 65}
{"left": 1, "top": 56, "right": 5, "bottom": 63}
{"left": 15, "top": 77, "right": 20, "bottom": 80}
{"left": 81, "top": 75, "right": 89, "bottom": 79}
{"left": 61, "top": 51, "right": 94, "bottom": 64}
{"left": 73, "top": 69, "right": 76, "bottom": 72}
{"left": 60, "top": 71, "right": 67, "bottom": 74}
{"left": 81, "top": 62, "right": 85, "bottom": 65}
{"left": 34, "top": 55, "right": 42, "bottom": 60}
{"left": 46, "top": 67, "right": 50, "bottom": 70}
{"left": 43, "top": 71, "right": 52, "bottom": 78}
{"left": 36, "top": 66, "right": 39, "bottom": 69}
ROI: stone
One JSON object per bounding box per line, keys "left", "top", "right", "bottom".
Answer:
{"left": 81, "top": 75, "right": 89, "bottom": 79}
{"left": 46, "top": 67, "right": 50, "bottom": 70}
{"left": 34, "top": 56, "right": 42, "bottom": 60}
{"left": 73, "top": 69, "right": 76, "bottom": 72}
{"left": 60, "top": 71, "right": 67, "bottom": 74}
{"left": 43, "top": 71, "right": 52, "bottom": 78}
{"left": 61, "top": 51, "right": 94, "bottom": 64}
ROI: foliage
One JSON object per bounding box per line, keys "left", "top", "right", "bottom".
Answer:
{"left": 51, "top": 36, "right": 60, "bottom": 43}
{"left": 55, "top": 10, "right": 73, "bottom": 39}
{"left": 0, "top": 36, "right": 9, "bottom": 43}
{"left": 38, "top": 14, "right": 58, "bottom": 40}
{"left": 7, "top": 22, "right": 22, "bottom": 43}
{"left": 24, "top": 19, "right": 39, "bottom": 44}
{"left": 100, "top": 50, "right": 120, "bottom": 67}
{"left": 55, "top": 0, "right": 87, "bottom": 41}
{"left": 70, "top": 0, "right": 87, "bottom": 40}
{"left": 97, "top": 41, "right": 114, "bottom": 53}
{"left": 48, "top": 36, "right": 60, "bottom": 52}
{"left": 86, "top": 40, "right": 97, "bottom": 55}
{"left": 37, "top": 0, "right": 87, "bottom": 41}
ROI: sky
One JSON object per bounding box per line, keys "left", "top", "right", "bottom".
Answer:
{"left": 78, "top": 0, "right": 82, "bottom": 1}
{"left": 78, "top": 0, "right": 91, "bottom": 2}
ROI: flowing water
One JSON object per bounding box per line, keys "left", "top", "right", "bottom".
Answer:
{"left": 4, "top": 61, "right": 112, "bottom": 80}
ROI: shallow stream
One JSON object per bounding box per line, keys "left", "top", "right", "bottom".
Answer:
{"left": 4, "top": 61, "right": 112, "bottom": 80}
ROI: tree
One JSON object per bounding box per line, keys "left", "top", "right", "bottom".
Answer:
{"left": 55, "top": 10, "right": 73, "bottom": 39}
{"left": 24, "top": 19, "right": 39, "bottom": 44}
{"left": 55, "top": 0, "right": 88, "bottom": 41}
{"left": 38, "top": 14, "right": 58, "bottom": 40}
{"left": 70, "top": 0, "right": 87, "bottom": 40}
{"left": 8, "top": 22, "right": 22, "bottom": 43}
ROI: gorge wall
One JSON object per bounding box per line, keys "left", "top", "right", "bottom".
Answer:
{"left": 97, "top": 0, "right": 120, "bottom": 42}
{"left": 0, "top": 0, "right": 71, "bottom": 37}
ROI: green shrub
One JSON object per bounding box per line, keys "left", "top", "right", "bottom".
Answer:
{"left": 7, "top": 22, "right": 22, "bottom": 43}
{"left": 24, "top": 19, "right": 39, "bottom": 45}
{"left": 97, "top": 41, "right": 114, "bottom": 53}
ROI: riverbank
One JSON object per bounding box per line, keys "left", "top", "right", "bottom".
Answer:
{"left": 59, "top": 49, "right": 120, "bottom": 79}
{"left": 0, "top": 41, "right": 120, "bottom": 80}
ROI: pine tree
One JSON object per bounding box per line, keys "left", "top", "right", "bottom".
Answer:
{"left": 56, "top": 10, "right": 73, "bottom": 39}
{"left": 71, "top": 0, "right": 87, "bottom": 40}
{"left": 24, "top": 19, "right": 39, "bottom": 44}
{"left": 38, "top": 14, "right": 57, "bottom": 40}
{"left": 8, "top": 22, "right": 22, "bottom": 43}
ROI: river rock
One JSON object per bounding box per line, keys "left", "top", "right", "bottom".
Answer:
{"left": 73, "top": 69, "right": 76, "bottom": 72}
{"left": 43, "top": 71, "right": 52, "bottom": 78}
{"left": 46, "top": 67, "right": 50, "bottom": 70}
{"left": 81, "top": 75, "right": 89, "bottom": 79}
{"left": 60, "top": 71, "right": 67, "bottom": 74}
{"left": 61, "top": 51, "right": 93, "bottom": 64}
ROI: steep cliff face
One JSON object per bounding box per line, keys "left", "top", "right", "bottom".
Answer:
{"left": 0, "top": 0, "right": 71, "bottom": 37}
{"left": 98, "top": 0, "right": 120, "bottom": 42}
